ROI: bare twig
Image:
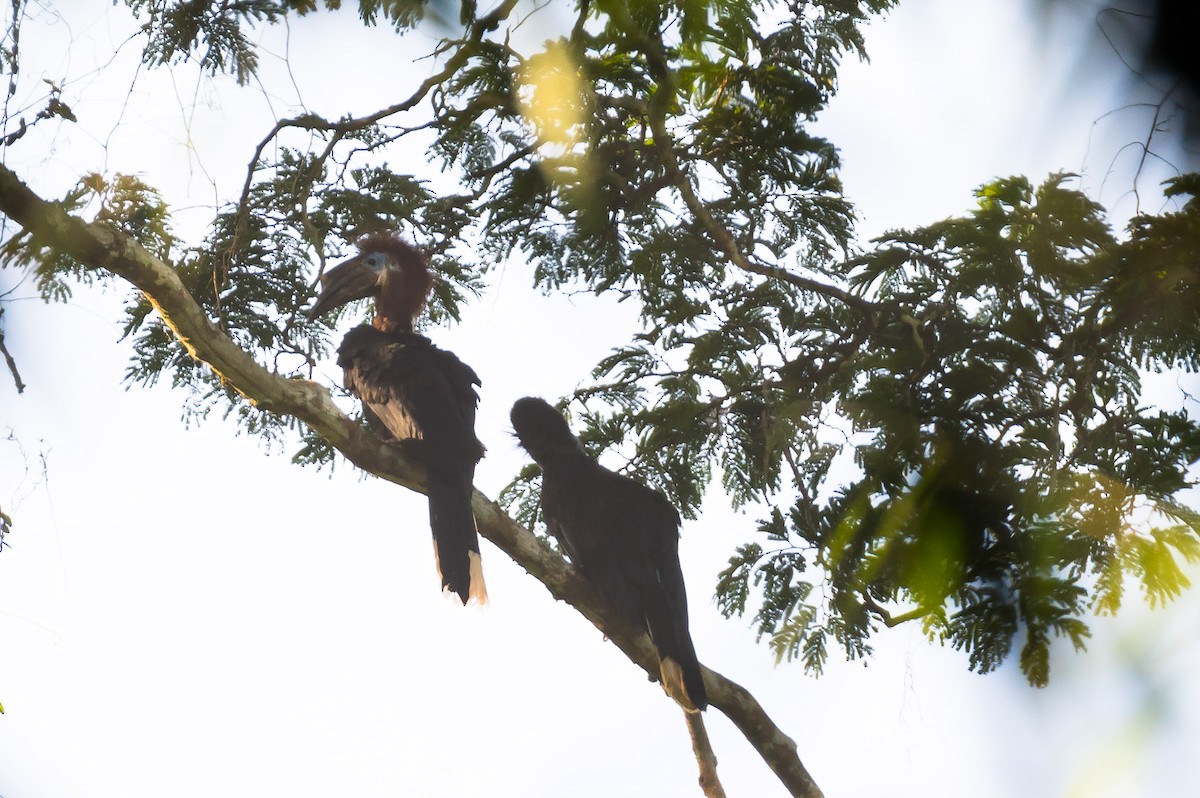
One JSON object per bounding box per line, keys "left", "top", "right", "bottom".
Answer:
{"left": 230, "top": 0, "right": 522, "bottom": 256}
{"left": 684, "top": 711, "right": 729, "bottom": 798}
{"left": 0, "top": 308, "right": 25, "bottom": 393}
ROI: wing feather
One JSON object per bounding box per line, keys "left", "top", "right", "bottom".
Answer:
{"left": 338, "top": 325, "right": 483, "bottom": 471}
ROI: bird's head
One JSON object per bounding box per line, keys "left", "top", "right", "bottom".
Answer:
{"left": 308, "top": 233, "right": 434, "bottom": 332}
{"left": 511, "top": 397, "right": 583, "bottom": 464}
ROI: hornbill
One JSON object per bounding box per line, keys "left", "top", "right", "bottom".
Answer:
{"left": 510, "top": 397, "right": 708, "bottom": 712}
{"left": 309, "top": 233, "right": 487, "bottom": 605}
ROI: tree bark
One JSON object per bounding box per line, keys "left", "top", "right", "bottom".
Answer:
{"left": 0, "top": 162, "right": 823, "bottom": 798}
{"left": 685, "top": 710, "right": 728, "bottom": 798}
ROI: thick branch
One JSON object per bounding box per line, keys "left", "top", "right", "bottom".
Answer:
{"left": 0, "top": 162, "right": 822, "bottom": 798}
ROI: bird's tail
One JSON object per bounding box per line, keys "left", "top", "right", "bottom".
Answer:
{"left": 644, "top": 599, "right": 708, "bottom": 712}
{"left": 427, "top": 469, "right": 488, "bottom": 605}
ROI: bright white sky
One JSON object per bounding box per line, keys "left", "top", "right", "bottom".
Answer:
{"left": 2, "top": 1, "right": 1198, "bottom": 797}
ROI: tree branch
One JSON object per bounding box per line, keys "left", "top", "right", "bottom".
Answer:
{"left": 861, "top": 592, "right": 928, "bottom": 628}
{"left": 0, "top": 308, "right": 25, "bottom": 393}
{"left": 230, "top": 0, "right": 521, "bottom": 257}
{"left": 685, "top": 710, "right": 727, "bottom": 798}
{"left": 606, "top": 5, "right": 885, "bottom": 320}
{"left": 0, "top": 162, "right": 822, "bottom": 798}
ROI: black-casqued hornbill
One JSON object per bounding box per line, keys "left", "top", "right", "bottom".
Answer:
{"left": 310, "top": 232, "right": 487, "bottom": 605}
{"left": 510, "top": 397, "right": 707, "bottom": 711}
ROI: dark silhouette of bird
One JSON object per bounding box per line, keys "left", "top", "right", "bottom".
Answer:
{"left": 310, "top": 232, "right": 487, "bottom": 605}
{"left": 510, "top": 397, "right": 707, "bottom": 711}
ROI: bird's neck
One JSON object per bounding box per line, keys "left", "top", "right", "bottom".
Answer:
{"left": 373, "top": 270, "right": 426, "bottom": 334}
{"left": 371, "top": 278, "right": 417, "bottom": 334}
{"left": 534, "top": 441, "right": 588, "bottom": 466}
{"left": 372, "top": 314, "right": 414, "bottom": 335}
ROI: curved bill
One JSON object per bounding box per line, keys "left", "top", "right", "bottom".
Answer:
{"left": 308, "top": 257, "right": 380, "bottom": 319}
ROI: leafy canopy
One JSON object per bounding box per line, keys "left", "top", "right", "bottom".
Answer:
{"left": 4, "top": 0, "right": 1199, "bottom": 687}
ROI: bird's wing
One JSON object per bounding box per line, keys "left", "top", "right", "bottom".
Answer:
{"left": 541, "top": 461, "right": 622, "bottom": 572}
{"left": 539, "top": 455, "right": 706, "bottom": 709}
{"left": 605, "top": 473, "right": 682, "bottom": 604}
{"left": 339, "top": 327, "right": 483, "bottom": 471}
{"left": 541, "top": 461, "right": 672, "bottom": 617}
{"left": 337, "top": 325, "right": 487, "bottom": 604}
{"left": 605, "top": 472, "right": 707, "bottom": 710}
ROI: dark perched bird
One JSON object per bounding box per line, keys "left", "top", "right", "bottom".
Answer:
{"left": 510, "top": 397, "right": 707, "bottom": 712}
{"left": 310, "top": 233, "right": 487, "bottom": 605}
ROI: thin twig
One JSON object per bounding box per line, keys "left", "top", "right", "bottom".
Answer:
{"left": 0, "top": 308, "right": 25, "bottom": 393}
{"left": 604, "top": 3, "right": 890, "bottom": 320}
{"left": 684, "top": 710, "right": 728, "bottom": 798}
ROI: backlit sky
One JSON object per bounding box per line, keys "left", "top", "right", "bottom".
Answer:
{"left": 2, "top": 1, "right": 1198, "bottom": 796}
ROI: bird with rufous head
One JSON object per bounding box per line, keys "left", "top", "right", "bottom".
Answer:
{"left": 311, "top": 232, "right": 487, "bottom": 605}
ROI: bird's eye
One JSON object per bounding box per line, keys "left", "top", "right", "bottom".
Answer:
{"left": 364, "top": 253, "right": 384, "bottom": 270}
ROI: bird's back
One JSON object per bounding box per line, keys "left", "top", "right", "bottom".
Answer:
{"left": 540, "top": 453, "right": 706, "bottom": 709}
{"left": 512, "top": 397, "right": 706, "bottom": 709}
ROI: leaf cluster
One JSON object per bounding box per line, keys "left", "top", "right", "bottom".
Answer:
{"left": 712, "top": 174, "right": 1200, "bottom": 685}
{"left": 126, "top": 0, "right": 501, "bottom": 86}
